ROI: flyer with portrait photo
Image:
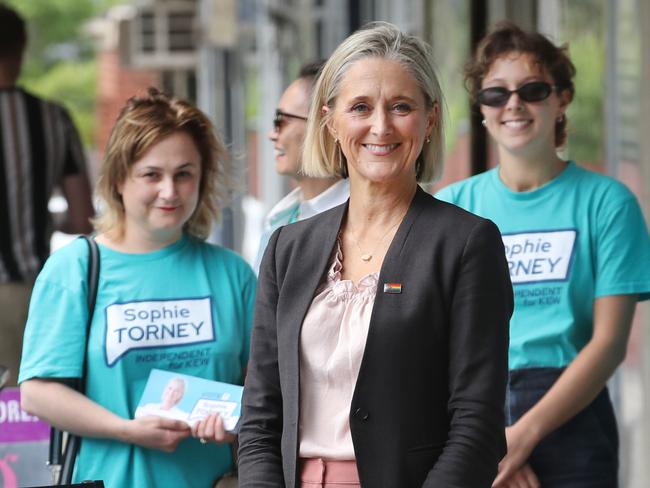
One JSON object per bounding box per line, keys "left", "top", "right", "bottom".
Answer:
{"left": 135, "top": 369, "right": 243, "bottom": 432}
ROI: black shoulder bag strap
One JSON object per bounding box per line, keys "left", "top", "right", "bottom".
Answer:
{"left": 48, "top": 235, "right": 100, "bottom": 485}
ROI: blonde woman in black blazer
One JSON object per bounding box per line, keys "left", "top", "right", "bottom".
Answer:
{"left": 239, "top": 22, "right": 513, "bottom": 488}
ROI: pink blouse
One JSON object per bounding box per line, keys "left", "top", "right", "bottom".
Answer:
{"left": 298, "top": 239, "right": 378, "bottom": 459}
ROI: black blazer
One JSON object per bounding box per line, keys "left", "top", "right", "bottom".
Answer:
{"left": 238, "top": 187, "right": 513, "bottom": 487}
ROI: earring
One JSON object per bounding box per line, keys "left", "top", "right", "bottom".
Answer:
{"left": 481, "top": 119, "right": 487, "bottom": 127}
{"left": 426, "top": 136, "right": 431, "bottom": 144}
{"left": 556, "top": 114, "right": 565, "bottom": 123}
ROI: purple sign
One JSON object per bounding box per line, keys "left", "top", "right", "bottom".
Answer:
{"left": 0, "top": 387, "right": 50, "bottom": 442}
{"left": 0, "top": 388, "right": 53, "bottom": 488}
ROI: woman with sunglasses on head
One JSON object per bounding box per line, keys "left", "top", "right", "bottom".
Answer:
{"left": 437, "top": 22, "right": 650, "bottom": 488}
{"left": 254, "top": 61, "right": 349, "bottom": 274}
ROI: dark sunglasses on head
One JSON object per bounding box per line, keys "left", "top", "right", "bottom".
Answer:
{"left": 273, "top": 109, "right": 308, "bottom": 131}
{"left": 477, "top": 81, "right": 559, "bottom": 107}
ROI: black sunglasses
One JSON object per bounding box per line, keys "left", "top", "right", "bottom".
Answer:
{"left": 273, "top": 109, "right": 308, "bottom": 131}
{"left": 477, "top": 81, "right": 559, "bottom": 107}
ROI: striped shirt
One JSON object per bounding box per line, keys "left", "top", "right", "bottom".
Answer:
{"left": 0, "top": 87, "right": 87, "bottom": 283}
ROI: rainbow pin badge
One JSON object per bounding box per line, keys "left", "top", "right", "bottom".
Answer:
{"left": 383, "top": 283, "right": 402, "bottom": 294}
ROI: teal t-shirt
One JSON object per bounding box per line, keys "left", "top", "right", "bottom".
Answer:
{"left": 436, "top": 162, "right": 650, "bottom": 370}
{"left": 19, "top": 234, "right": 256, "bottom": 488}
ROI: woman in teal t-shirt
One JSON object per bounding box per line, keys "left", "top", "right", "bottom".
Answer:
{"left": 438, "top": 22, "right": 650, "bottom": 487}
{"left": 19, "top": 89, "right": 256, "bottom": 487}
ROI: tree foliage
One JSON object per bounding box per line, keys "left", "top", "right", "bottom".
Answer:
{"left": 6, "top": 0, "right": 123, "bottom": 147}
{"left": 27, "top": 59, "right": 98, "bottom": 147}
{"left": 428, "top": 0, "right": 471, "bottom": 154}
{"left": 561, "top": 0, "right": 606, "bottom": 165}
{"left": 565, "top": 33, "right": 604, "bottom": 164}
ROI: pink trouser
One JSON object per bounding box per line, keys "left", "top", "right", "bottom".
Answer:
{"left": 299, "top": 458, "right": 360, "bottom": 487}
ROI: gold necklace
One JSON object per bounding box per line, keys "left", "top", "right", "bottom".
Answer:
{"left": 349, "top": 219, "right": 402, "bottom": 262}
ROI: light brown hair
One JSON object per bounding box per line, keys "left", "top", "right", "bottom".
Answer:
{"left": 94, "top": 88, "right": 229, "bottom": 240}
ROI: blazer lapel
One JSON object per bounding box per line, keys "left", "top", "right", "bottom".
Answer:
{"left": 278, "top": 202, "right": 348, "bottom": 426}
{"left": 353, "top": 185, "right": 428, "bottom": 387}
{"left": 380, "top": 185, "right": 428, "bottom": 269}
{"left": 284, "top": 202, "right": 347, "bottom": 331}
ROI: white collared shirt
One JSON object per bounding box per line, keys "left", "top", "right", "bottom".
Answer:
{"left": 254, "top": 179, "right": 350, "bottom": 273}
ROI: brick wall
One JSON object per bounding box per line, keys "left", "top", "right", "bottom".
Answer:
{"left": 95, "top": 49, "right": 160, "bottom": 160}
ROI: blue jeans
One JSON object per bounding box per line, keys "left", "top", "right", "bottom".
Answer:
{"left": 506, "top": 368, "right": 618, "bottom": 487}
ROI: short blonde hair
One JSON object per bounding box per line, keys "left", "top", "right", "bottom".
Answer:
{"left": 303, "top": 21, "right": 445, "bottom": 183}
{"left": 93, "top": 88, "right": 229, "bottom": 240}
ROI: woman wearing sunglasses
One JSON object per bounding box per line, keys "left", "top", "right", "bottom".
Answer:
{"left": 437, "top": 22, "right": 650, "bottom": 488}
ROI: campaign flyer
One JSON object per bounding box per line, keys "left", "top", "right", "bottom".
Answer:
{"left": 134, "top": 369, "right": 243, "bottom": 432}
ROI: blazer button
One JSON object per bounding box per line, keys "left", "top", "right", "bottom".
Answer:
{"left": 353, "top": 407, "right": 369, "bottom": 420}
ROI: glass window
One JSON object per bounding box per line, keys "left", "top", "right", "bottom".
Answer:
{"left": 140, "top": 11, "right": 155, "bottom": 53}
{"left": 426, "top": 0, "right": 472, "bottom": 192}
{"left": 556, "top": 1, "right": 606, "bottom": 170}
